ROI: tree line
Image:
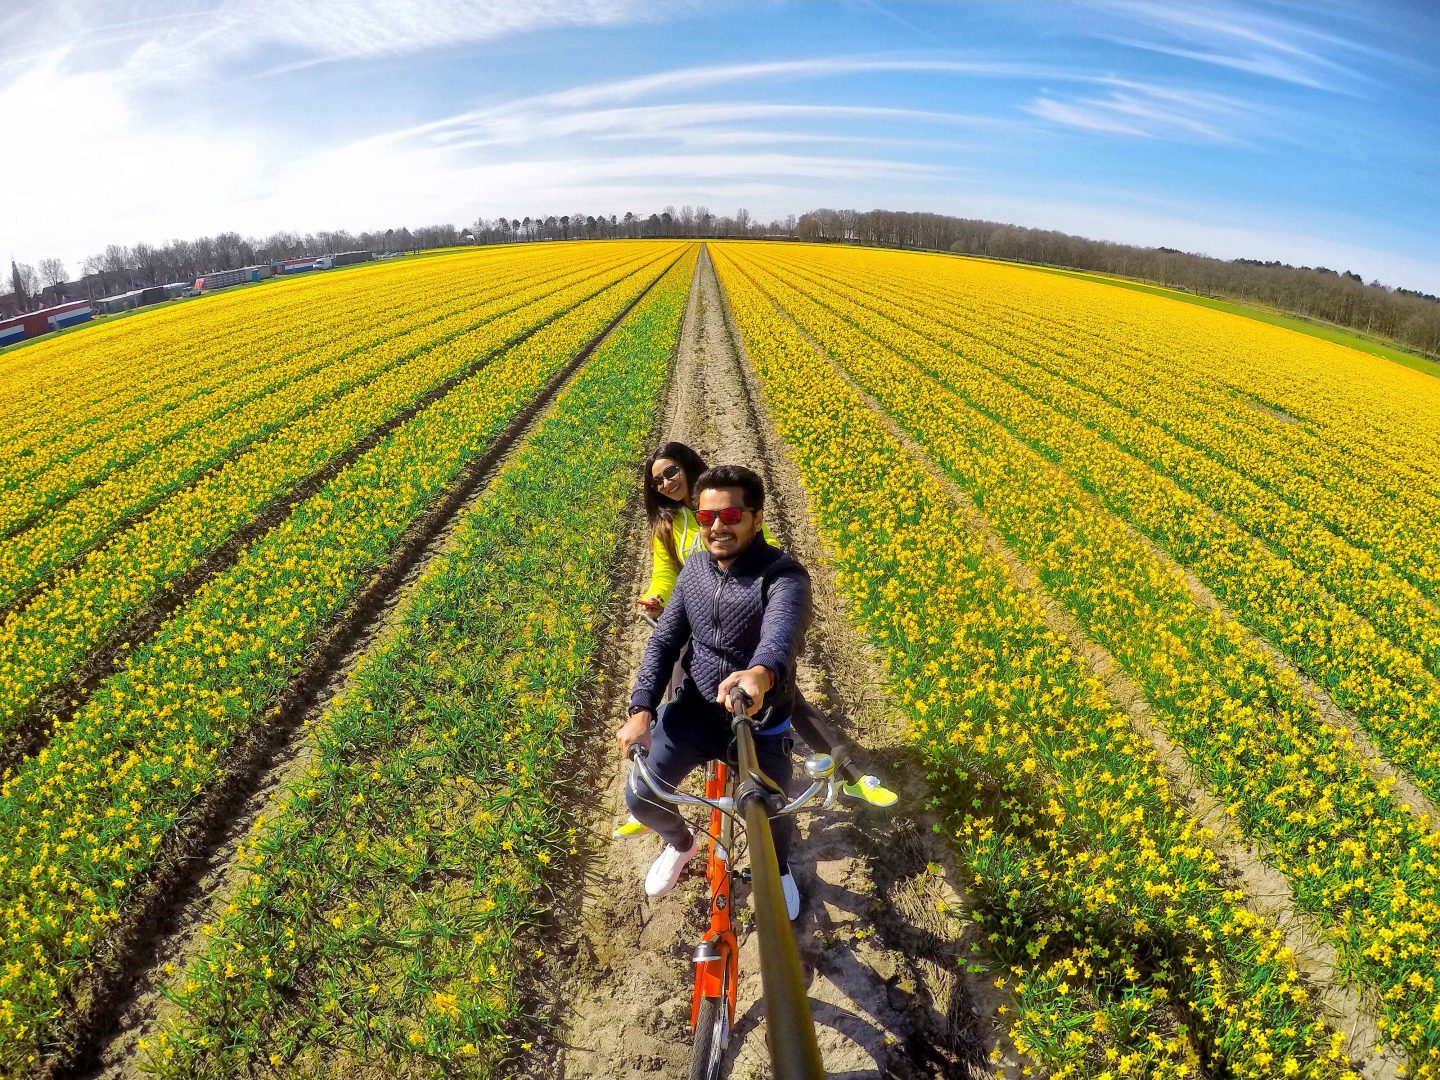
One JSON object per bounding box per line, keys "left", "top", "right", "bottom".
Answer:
{"left": 797, "top": 207, "right": 1440, "bottom": 358}
{"left": 5, "top": 203, "right": 1435, "bottom": 358}
{"left": 1, "top": 204, "right": 794, "bottom": 317}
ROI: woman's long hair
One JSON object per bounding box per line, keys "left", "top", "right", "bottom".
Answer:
{"left": 643, "top": 441, "right": 709, "bottom": 570}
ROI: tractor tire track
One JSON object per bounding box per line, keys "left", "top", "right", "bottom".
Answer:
{"left": 546, "top": 245, "right": 995, "bottom": 1080}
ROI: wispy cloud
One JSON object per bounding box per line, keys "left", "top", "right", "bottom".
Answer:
{"left": 1025, "top": 79, "right": 1265, "bottom": 143}
{"left": 1, "top": 0, "right": 676, "bottom": 88}
{"left": 1075, "top": 0, "right": 1384, "bottom": 92}
{"left": 427, "top": 101, "right": 1016, "bottom": 151}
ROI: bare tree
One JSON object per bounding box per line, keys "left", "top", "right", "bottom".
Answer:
{"left": 38, "top": 257, "right": 67, "bottom": 292}
{"left": 15, "top": 262, "right": 40, "bottom": 301}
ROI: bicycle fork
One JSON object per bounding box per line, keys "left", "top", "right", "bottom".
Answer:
{"left": 692, "top": 759, "right": 739, "bottom": 1030}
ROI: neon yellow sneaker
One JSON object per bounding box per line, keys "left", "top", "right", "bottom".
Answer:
{"left": 841, "top": 774, "right": 898, "bottom": 808}
{"left": 612, "top": 815, "right": 651, "bottom": 839}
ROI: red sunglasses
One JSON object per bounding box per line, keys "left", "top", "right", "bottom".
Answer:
{"left": 695, "top": 506, "right": 749, "bottom": 527}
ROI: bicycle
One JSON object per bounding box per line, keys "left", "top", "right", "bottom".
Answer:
{"left": 628, "top": 685, "right": 837, "bottom": 1080}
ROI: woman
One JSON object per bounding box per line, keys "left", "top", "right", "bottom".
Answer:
{"left": 616, "top": 442, "right": 896, "bottom": 838}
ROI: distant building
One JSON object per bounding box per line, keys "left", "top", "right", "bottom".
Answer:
{"left": 0, "top": 300, "right": 93, "bottom": 346}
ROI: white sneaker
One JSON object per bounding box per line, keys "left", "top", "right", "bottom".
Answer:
{"left": 780, "top": 866, "right": 801, "bottom": 921}
{"left": 644, "top": 837, "right": 698, "bottom": 897}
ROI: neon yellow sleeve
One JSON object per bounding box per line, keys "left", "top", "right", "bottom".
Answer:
{"left": 645, "top": 529, "right": 680, "bottom": 603}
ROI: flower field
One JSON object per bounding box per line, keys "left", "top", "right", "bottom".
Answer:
{"left": 1, "top": 237, "right": 1437, "bottom": 1077}
{"left": 0, "top": 241, "right": 686, "bottom": 1071}
{"left": 711, "top": 240, "right": 1440, "bottom": 1078}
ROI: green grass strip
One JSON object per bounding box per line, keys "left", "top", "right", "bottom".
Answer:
{"left": 141, "top": 247, "right": 696, "bottom": 1077}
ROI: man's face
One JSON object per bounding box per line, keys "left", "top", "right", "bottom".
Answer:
{"left": 698, "top": 485, "right": 762, "bottom": 563}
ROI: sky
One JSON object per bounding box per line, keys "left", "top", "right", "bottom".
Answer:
{"left": 2, "top": 0, "right": 1438, "bottom": 293}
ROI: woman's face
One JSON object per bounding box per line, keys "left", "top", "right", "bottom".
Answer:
{"left": 650, "top": 456, "right": 689, "bottom": 503}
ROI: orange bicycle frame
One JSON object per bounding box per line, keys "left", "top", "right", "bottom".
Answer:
{"left": 691, "top": 758, "right": 739, "bottom": 1029}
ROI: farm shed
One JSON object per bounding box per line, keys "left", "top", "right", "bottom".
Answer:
{"left": 95, "top": 290, "right": 145, "bottom": 315}
{"left": 195, "top": 265, "right": 270, "bottom": 291}
{"left": 0, "top": 300, "right": 93, "bottom": 345}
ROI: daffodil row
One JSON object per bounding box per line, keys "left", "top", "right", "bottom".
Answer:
{"left": 709, "top": 244, "right": 1351, "bottom": 1079}
{"left": 0, "top": 248, "right": 677, "bottom": 747}
{"left": 0, "top": 243, "right": 686, "bottom": 1072}
{"left": 1, "top": 246, "right": 615, "bottom": 537}
{"left": 806, "top": 250, "right": 1440, "bottom": 618}
{"left": 137, "top": 246, "right": 696, "bottom": 1078}
{"left": 0, "top": 269, "right": 430, "bottom": 500}
{"left": 764, "top": 245, "right": 1440, "bottom": 603}
{"left": 0, "top": 245, "right": 656, "bottom": 611}
{"left": 948, "top": 251, "right": 1440, "bottom": 509}
{"left": 755, "top": 245, "right": 1440, "bottom": 610}
{"left": 0, "top": 258, "right": 435, "bottom": 463}
{"left": 724, "top": 246, "right": 1440, "bottom": 1074}
{"left": 749, "top": 246, "right": 1440, "bottom": 812}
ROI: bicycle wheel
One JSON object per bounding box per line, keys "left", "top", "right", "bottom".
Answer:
{"left": 689, "top": 995, "right": 729, "bottom": 1080}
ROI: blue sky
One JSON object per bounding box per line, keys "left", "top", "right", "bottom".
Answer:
{"left": 3, "top": 0, "right": 1438, "bottom": 292}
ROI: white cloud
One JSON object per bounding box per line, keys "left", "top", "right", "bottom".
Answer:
{"left": 0, "top": 48, "right": 263, "bottom": 274}
{"left": 1075, "top": 0, "right": 1392, "bottom": 92}
{"left": 1025, "top": 80, "right": 1265, "bottom": 143}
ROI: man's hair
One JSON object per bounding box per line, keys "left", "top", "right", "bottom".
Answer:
{"left": 694, "top": 464, "right": 765, "bottom": 511}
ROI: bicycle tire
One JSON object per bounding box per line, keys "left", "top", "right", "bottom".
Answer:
{"left": 689, "top": 995, "right": 728, "bottom": 1080}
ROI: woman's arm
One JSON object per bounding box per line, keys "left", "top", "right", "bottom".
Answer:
{"left": 639, "top": 529, "right": 680, "bottom": 611}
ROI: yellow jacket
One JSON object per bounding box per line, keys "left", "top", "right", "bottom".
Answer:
{"left": 644, "top": 505, "right": 704, "bottom": 604}
{"left": 644, "top": 506, "right": 771, "bottom": 605}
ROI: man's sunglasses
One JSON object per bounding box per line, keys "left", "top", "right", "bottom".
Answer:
{"left": 651, "top": 463, "right": 682, "bottom": 486}
{"left": 695, "top": 506, "right": 749, "bottom": 527}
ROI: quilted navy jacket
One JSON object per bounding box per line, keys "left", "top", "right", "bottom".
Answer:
{"left": 629, "top": 535, "right": 811, "bottom": 734}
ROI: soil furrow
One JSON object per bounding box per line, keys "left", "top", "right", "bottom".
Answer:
{"left": 548, "top": 245, "right": 995, "bottom": 1080}
{"left": 0, "top": 253, "right": 673, "bottom": 781}
{"left": 766, "top": 280, "right": 1399, "bottom": 1079}
{"left": 51, "top": 250, "right": 684, "bottom": 1080}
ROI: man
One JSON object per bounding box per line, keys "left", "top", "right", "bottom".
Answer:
{"left": 617, "top": 464, "right": 810, "bottom": 919}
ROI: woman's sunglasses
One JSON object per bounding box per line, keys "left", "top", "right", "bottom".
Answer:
{"left": 651, "top": 463, "right": 683, "bottom": 486}
{"left": 695, "top": 506, "right": 748, "bottom": 527}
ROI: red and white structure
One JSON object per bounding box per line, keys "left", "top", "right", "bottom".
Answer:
{"left": 0, "top": 300, "right": 93, "bottom": 346}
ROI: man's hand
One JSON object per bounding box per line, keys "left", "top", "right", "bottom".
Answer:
{"left": 617, "top": 710, "right": 653, "bottom": 757}
{"left": 716, "top": 666, "right": 773, "bottom": 717}
{"left": 635, "top": 594, "right": 664, "bottom": 618}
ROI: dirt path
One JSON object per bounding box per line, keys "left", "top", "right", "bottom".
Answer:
{"left": 550, "top": 246, "right": 996, "bottom": 1079}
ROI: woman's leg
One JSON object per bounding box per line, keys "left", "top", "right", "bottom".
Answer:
{"left": 788, "top": 689, "right": 863, "bottom": 785}
{"left": 789, "top": 690, "right": 898, "bottom": 807}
